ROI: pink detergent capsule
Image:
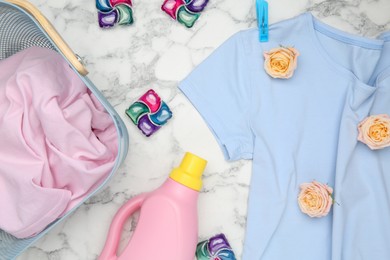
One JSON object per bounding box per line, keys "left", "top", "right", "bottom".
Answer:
{"left": 110, "top": 0, "right": 132, "bottom": 6}
{"left": 139, "top": 89, "right": 162, "bottom": 113}
{"left": 161, "top": 0, "right": 186, "bottom": 20}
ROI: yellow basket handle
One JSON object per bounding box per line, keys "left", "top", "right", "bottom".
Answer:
{"left": 5, "top": 0, "right": 89, "bottom": 76}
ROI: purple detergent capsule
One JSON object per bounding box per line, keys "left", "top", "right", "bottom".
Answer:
{"left": 96, "top": 0, "right": 134, "bottom": 28}
{"left": 137, "top": 114, "right": 160, "bottom": 137}
{"left": 125, "top": 89, "right": 172, "bottom": 137}
{"left": 161, "top": 0, "right": 209, "bottom": 28}
{"left": 98, "top": 9, "right": 118, "bottom": 28}
{"left": 186, "top": 0, "right": 209, "bottom": 13}
{"left": 196, "top": 233, "right": 236, "bottom": 260}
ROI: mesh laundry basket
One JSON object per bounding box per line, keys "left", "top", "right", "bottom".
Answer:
{"left": 0, "top": 0, "right": 129, "bottom": 259}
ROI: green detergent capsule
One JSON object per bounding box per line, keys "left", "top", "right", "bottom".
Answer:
{"left": 126, "top": 101, "right": 150, "bottom": 124}
{"left": 177, "top": 6, "right": 200, "bottom": 28}
{"left": 116, "top": 4, "right": 134, "bottom": 25}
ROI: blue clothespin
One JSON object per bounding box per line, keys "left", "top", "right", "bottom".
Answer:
{"left": 256, "top": 0, "right": 269, "bottom": 42}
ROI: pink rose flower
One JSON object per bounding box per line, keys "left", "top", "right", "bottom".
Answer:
{"left": 358, "top": 114, "right": 390, "bottom": 150}
{"left": 263, "top": 46, "right": 299, "bottom": 79}
{"left": 298, "top": 181, "right": 333, "bottom": 218}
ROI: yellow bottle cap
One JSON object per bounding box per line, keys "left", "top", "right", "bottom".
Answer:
{"left": 169, "top": 152, "right": 207, "bottom": 191}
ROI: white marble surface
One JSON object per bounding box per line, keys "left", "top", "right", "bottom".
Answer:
{"left": 17, "top": 0, "right": 390, "bottom": 259}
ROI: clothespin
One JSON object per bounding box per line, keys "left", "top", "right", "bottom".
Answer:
{"left": 256, "top": 0, "right": 269, "bottom": 42}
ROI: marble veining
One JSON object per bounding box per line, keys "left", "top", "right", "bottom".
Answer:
{"left": 15, "top": 0, "right": 390, "bottom": 259}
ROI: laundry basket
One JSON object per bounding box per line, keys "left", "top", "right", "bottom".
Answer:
{"left": 0, "top": 0, "right": 129, "bottom": 259}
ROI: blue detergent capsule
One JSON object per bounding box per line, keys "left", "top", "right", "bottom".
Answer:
{"left": 96, "top": 0, "right": 112, "bottom": 12}
{"left": 149, "top": 101, "right": 172, "bottom": 126}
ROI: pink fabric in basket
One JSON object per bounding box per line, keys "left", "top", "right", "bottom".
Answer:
{"left": 0, "top": 47, "right": 118, "bottom": 238}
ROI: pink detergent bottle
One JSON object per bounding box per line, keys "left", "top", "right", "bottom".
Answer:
{"left": 99, "top": 152, "right": 207, "bottom": 260}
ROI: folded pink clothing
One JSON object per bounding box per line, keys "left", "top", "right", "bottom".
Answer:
{"left": 0, "top": 47, "right": 118, "bottom": 238}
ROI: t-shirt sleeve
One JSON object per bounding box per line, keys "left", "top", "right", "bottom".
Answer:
{"left": 179, "top": 32, "right": 254, "bottom": 161}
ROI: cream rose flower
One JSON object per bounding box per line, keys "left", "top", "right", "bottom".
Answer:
{"left": 263, "top": 46, "right": 299, "bottom": 79}
{"left": 298, "top": 181, "right": 333, "bottom": 218}
{"left": 358, "top": 114, "right": 390, "bottom": 150}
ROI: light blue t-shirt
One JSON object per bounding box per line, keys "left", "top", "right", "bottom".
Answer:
{"left": 179, "top": 12, "right": 387, "bottom": 260}
{"left": 369, "top": 31, "right": 390, "bottom": 84}
{"left": 331, "top": 32, "right": 390, "bottom": 260}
